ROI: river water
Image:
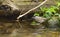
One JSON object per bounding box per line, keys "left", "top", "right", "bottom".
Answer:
{"left": 0, "top": 20, "right": 60, "bottom": 37}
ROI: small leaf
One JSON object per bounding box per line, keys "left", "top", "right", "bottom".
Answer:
{"left": 40, "top": 7, "right": 48, "bottom": 12}
{"left": 34, "top": 12, "right": 40, "bottom": 16}
{"left": 57, "top": 2, "right": 60, "bottom": 7}
{"left": 59, "top": 14, "right": 60, "bottom": 17}
{"left": 55, "top": 13, "right": 59, "bottom": 16}
{"left": 43, "top": 14, "right": 50, "bottom": 18}
{"left": 31, "top": 21, "right": 36, "bottom": 25}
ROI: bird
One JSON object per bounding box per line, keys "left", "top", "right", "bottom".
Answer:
{"left": 32, "top": 16, "right": 47, "bottom": 23}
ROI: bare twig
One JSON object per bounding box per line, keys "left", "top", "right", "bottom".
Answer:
{"left": 17, "top": 0, "right": 48, "bottom": 20}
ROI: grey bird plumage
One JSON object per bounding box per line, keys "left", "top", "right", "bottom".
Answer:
{"left": 32, "top": 16, "right": 47, "bottom": 23}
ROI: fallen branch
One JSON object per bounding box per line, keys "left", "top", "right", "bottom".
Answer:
{"left": 17, "top": 0, "right": 48, "bottom": 20}
{"left": 3, "top": 0, "right": 19, "bottom": 10}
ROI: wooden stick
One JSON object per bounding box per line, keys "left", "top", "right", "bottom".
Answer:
{"left": 17, "top": 0, "right": 48, "bottom": 20}
{"left": 6, "top": 0, "right": 19, "bottom": 10}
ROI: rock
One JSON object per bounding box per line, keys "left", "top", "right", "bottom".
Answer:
{"left": 48, "top": 17, "right": 59, "bottom": 29}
